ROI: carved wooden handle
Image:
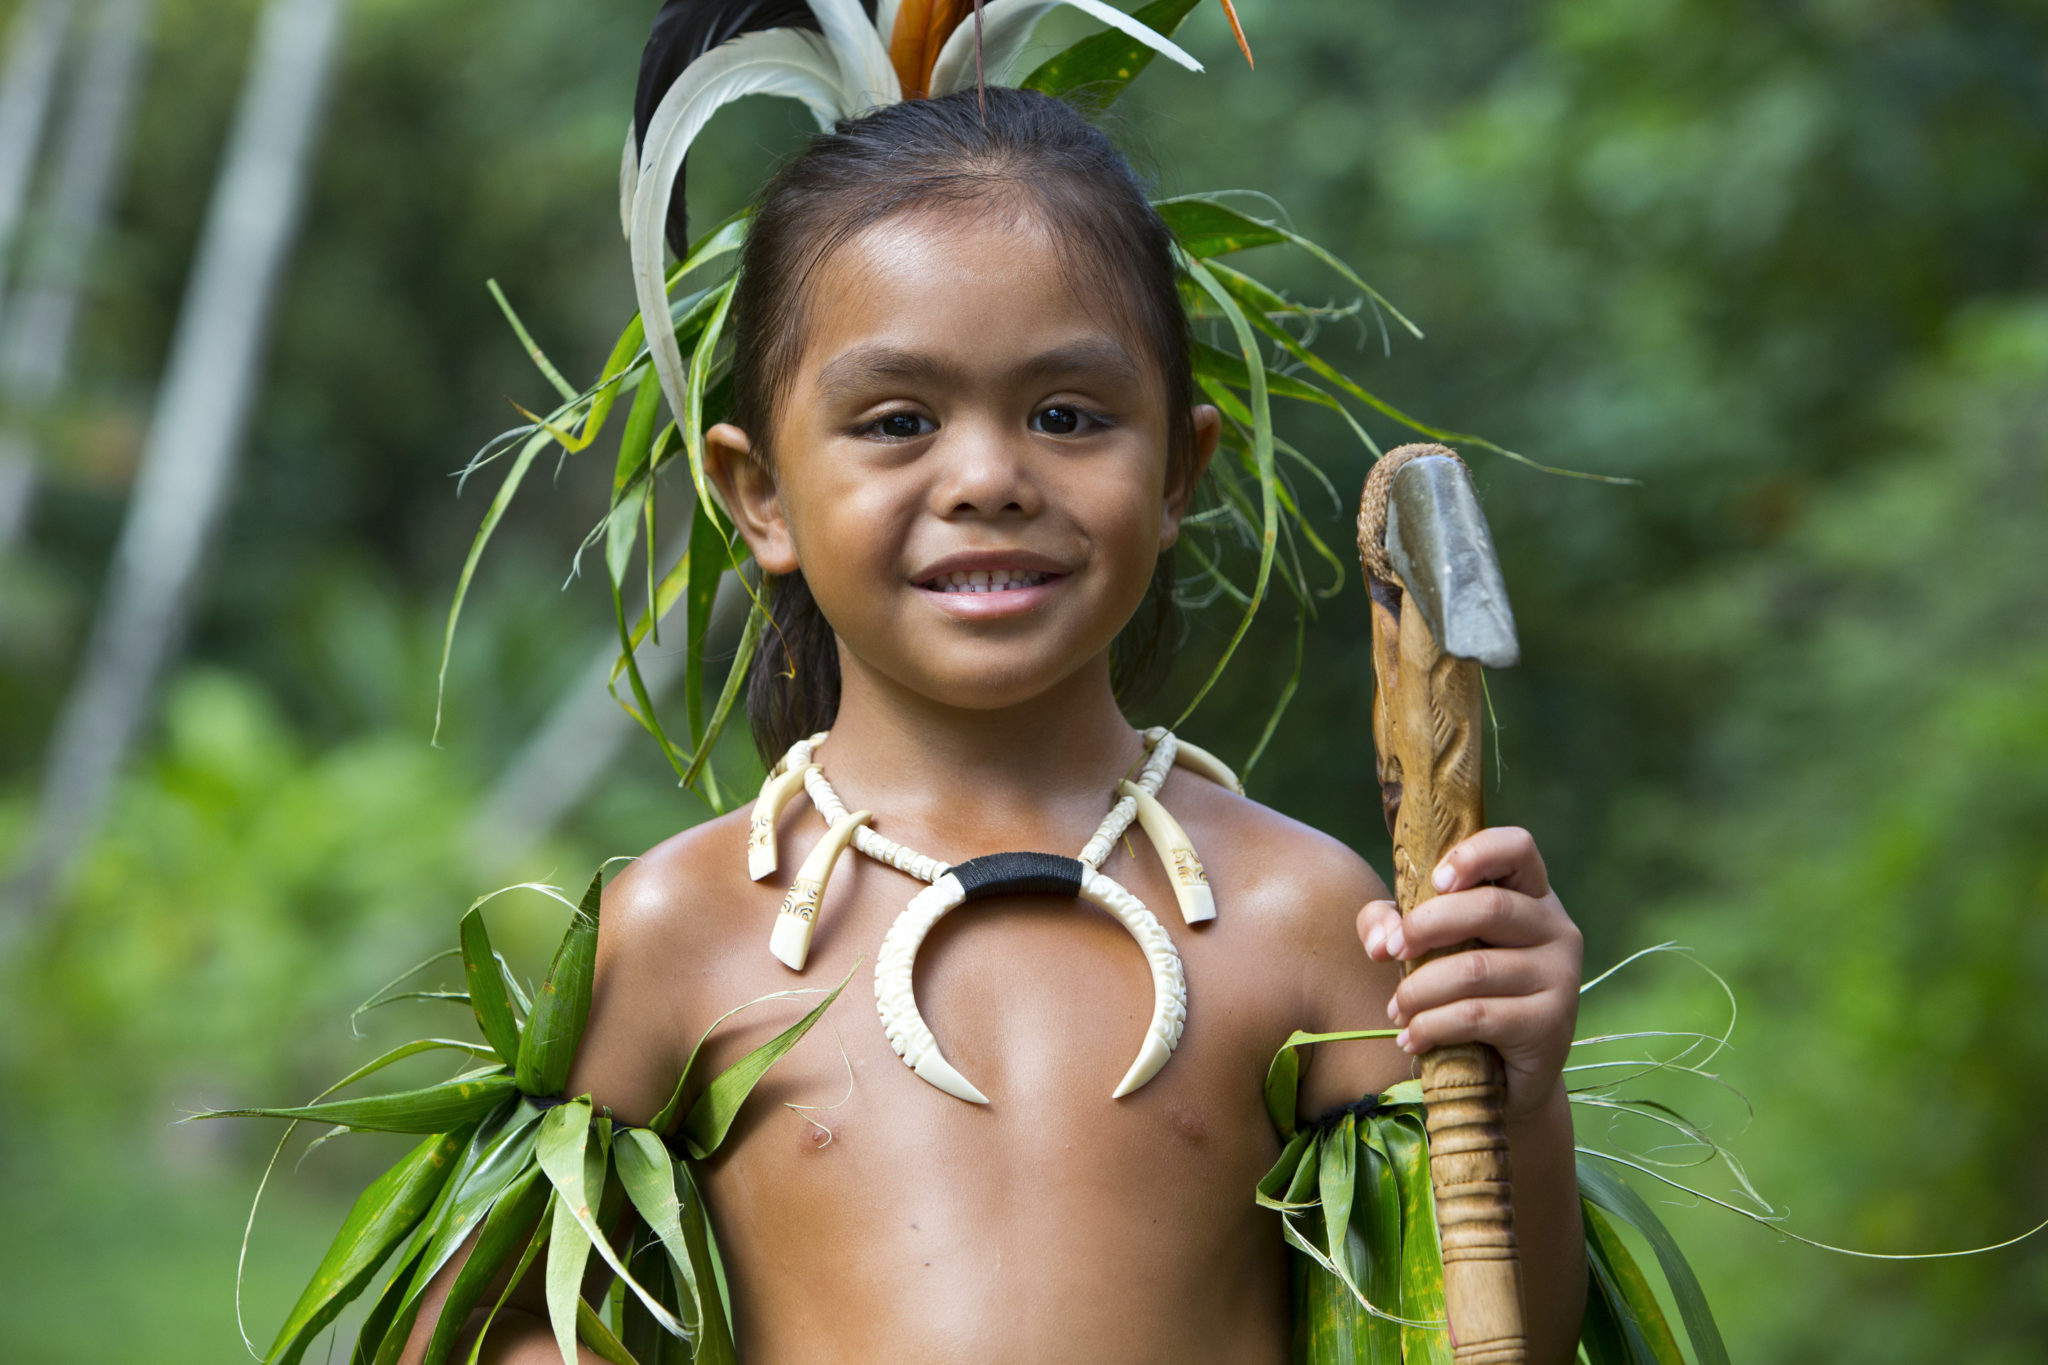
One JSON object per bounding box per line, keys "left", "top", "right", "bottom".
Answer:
{"left": 1369, "top": 572, "right": 1527, "bottom": 1365}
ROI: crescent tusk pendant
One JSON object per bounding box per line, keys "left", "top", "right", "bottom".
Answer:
{"left": 872, "top": 855, "right": 1188, "bottom": 1104}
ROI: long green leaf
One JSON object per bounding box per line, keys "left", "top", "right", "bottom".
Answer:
{"left": 465, "top": 1193, "right": 555, "bottom": 1365}
{"left": 680, "top": 585, "right": 764, "bottom": 795}
{"left": 1355, "top": 1123, "right": 1406, "bottom": 1361}
{"left": 545, "top": 1156, "right": 595, "bottom": 1365}
{"left": 1019, "top": 0, "right": 1201, "bottom": 106}
{"left": 201, "top": 1073, "right": 517, "bottom": 1135}
{"left": 1318, "top": 1114, "right": 1357, "bottom": 1269}
{"left": 676, "top": 963, "right": 855, "bottom": 1159}
{"left": 1156, "top": 196, "right": 1288, "bottom": 259}
{"left": 1579, "top": 1254, "right": 1638, "bottom": 1365}
{"left": 1157, "top": 194, "right": 1422, "bottom": 337}
{"left": 614, "top": 1129, "right": 705, "bottom": 1342}
{"left": 1256, "top": 1129, "right": 1312, "bottom": 1210}
{"left": 1173, "top": 251, "right": 1274, "bottom": 724}
{"left": 230, "top": 1036, "right": 490, "bottom": 1359}
{"left": 1577, "top": 1155, "right": 1731, "bottom": 1365}
{"left": 681, "top": 499, "right": 730, "bottom": 748}
{"left": 265, "top": 1128, "right": 469, "bottom": 1364}
{"left": 1379, "top": 1112, "right": 1451, "bottom": 1365}
{"left": 676, "top": 1161, "right": 738, "bottom": 1364}
{"left": 434, "top": 426, "right": 554, "bottom": 744}
{"left": 610, "top": 570, "right": 693, "bottom": 784}
{"left": 488, "top": 280, "right": 580, "bottom": 403}
{"left": 612, "top": 369, "right": 665, "bottom": 501}
{"left": 1262, "top": 1029, "right": 1404, "bottom": 1136}
{"left": 349, "top": 1245, "right": 426, "bottom": 1365}
{"left": 576, "top": 1297, "right": 642, "bottom": 1365}
{"left": 421, "top": 1164, "right": 551, "bottom": 1365}
{"left": 396, "top": 1102, "right": 546, "bottom": 1314}
{"left": 1193, "top": 339, "right": 1341, "bottom": 408}
{"left": 461, "top": 908, "right": 523, "bottom": 1065}
{"left": 681, "top": 277, "right": 738, "bottom": 514}
{"left": 1583, "top": 1200, "right": 1685, "bottom": 1365}
{"left": 536, "top": 1101, "right": 685, "bottom": 1336}
{"left": 584, "top": 315, "right": 651, "bottom": 447}
{"left": 516, "top": 872, "right": 604, "bottom": 1097}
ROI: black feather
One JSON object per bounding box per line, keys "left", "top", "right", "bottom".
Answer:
{"left": 635, "top": 0, "right": 880, "bottom": 255}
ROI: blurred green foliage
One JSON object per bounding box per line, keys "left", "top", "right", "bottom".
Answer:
{"left": 0, "top": 0, "right": 2042, "bottom": 1360}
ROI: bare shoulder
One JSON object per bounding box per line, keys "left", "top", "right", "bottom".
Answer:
{"left": 1157, "top": 768, "right": 1402, "bottom": 1051}
{"left": 598, "top": 806, "right": 758, "bottom": 957}
{"left": 1165, "top": 768, "right": 1389, "bottom": 944}
{"left": 566, "top": 807, "right": 762, "bottom": 1124}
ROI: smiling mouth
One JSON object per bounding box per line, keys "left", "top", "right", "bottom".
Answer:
{"left": 919, "top": 569, "right": 1056, "bottom": 594}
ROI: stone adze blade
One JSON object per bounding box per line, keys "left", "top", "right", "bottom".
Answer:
{"left": 1385, "top": 455, "right": 1521, "bottom": 669}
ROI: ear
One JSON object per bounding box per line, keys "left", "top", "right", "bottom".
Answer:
{"left": 1158, "top": 403, "right": 1221, "bottom": 550}
{"left": 705, "top": 422, "right": 797, "bottom": 574}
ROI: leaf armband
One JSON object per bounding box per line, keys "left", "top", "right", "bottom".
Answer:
{"left": 190, "top": 869, "right": 852, "bottom": 1365}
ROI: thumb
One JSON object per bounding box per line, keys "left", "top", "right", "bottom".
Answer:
{"left": 1357, "top": 899, "right": 1401, "bottom": 961}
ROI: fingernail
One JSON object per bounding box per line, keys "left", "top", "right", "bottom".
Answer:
{"left": 1386, "top": 925, "right": 1405, "bottom": 958}
{"left": 1432, "top": 862, "right": 1455, "bottom": 893}
{"left": 1365, "top": 924, "right": 1385, "bottom": 958}
{"left": 1396, "top": 1028, "right": 1413, "bottom": 1052}
{"left": 1385, "top": 997, "right": 1398, "bottom": 1021}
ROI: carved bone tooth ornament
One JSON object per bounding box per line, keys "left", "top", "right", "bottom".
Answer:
{"left": 768, "top": 729, "right": 1227, "bottom": 1102}
{"left": 768, "top": 809, "right": 871, "bottom": 971}
{"left": 747, "top": 762, "right": 817, "bottom": 881}
{"left": 1148, "top": 727, "right": 1246, "bottom": 795}
{"left": 1116, "top": 779, "right": 1216, "bottom": 924}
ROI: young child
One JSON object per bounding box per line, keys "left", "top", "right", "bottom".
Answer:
{"left": 401, "top": 87, "right": 1586, "bottom": 1365}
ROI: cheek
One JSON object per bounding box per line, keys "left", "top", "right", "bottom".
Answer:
{"left": 782, "top": 460, "right": 915, "bottom": 593}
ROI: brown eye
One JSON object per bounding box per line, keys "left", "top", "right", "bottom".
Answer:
{"left": 1033, "top": 405, "right": 1082, "bottom": 435}
{"left": 870, "top": 412, "right": 933, "bottom": 440}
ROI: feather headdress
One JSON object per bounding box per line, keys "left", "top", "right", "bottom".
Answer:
{"left": 624, "top": 0, "right": 1225, "bottom": 449}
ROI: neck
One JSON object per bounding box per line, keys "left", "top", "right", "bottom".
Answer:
{"left": 814, "top": 649, "right": 1145, "bottom": 850}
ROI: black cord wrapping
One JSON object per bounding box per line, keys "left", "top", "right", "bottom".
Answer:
{"left": 950, "top": 852, "right": 1086, "bottom": 903}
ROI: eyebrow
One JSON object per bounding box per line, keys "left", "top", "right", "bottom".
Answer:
{"left": 812, "top": 339, "right": 1142, "bottom": 403}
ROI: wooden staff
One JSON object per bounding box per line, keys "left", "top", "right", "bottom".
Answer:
{"left": 1360, "top": 444, "right": 1527, "bottom": 1365}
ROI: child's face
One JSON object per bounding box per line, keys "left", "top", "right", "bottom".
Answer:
{"left": 710, "top": 207, "right": 1217, "bottom": 715}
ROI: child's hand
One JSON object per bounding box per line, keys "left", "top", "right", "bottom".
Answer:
{"left": 1357, "top": 827, "right": 1582, "bottom": 1120}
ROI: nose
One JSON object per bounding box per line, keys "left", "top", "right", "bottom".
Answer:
{"left": 932, "top": 418, "right": 1042, "bottom": 520}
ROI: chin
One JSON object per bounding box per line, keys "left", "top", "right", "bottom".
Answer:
{"left": 893, "top": 647, "right": 1111, "bottom": 713}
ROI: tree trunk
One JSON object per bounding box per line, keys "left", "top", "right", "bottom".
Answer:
{"left": 0, "top": 0, "right": 156, "bottom": 548}
{"left": 0, "top": 0, "right": 74, "bottom": 540}
{"left": 0, "top": 0, "right": 72, "bottom": 296}
{"left": 2, "top": 0, "right": 347, "bottom": 932}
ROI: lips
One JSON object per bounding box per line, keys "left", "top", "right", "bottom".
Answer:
{"left": 911, "top": 554, "right": 1069, "bottom": 619}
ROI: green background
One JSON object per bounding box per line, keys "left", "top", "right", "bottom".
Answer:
{"left": 1, "top": 0, "right": 2043, "bottom": 1359}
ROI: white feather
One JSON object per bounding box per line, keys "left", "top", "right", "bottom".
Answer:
{"left": 630, "top": 29, "right": 851, "bottom": 439}
{"left": 875, "top": 0, "right": 902, "bottom": 57}
{"left": 806, "top": 0, "right": 902, "bottom": 109}
{"left": 928, "top": 0, "right": 1202, "bottom": 98}
{"left": 618, "top": 119, "right": 639, "bottom": 242}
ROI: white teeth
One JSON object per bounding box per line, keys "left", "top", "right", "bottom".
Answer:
{"left": 925, "top": 569, "right": 1051, "bottom": 593}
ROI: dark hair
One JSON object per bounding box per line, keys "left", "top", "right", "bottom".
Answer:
{"left": 720, "top": 87, "right": 1196, "bottom": 763}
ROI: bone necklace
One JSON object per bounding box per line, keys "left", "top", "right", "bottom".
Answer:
{"left": 745, "top": 727, "right": 1242, "bottom": 1104}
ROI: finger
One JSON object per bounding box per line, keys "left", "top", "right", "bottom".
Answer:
{"left": 1356, "top": 900, "right": 1401, "bottom": 960}
{"left": 1397, "top": 992, "right": 1557, "bottom": 1056}
{"left": 1397, "top": 885, "right": 1559, "bottom": 957}
{"left": 1431, "top": 826, "right": 1550, "bottom": 899}
{"left": 1388, "top": 948, "right": 1550, "bottom": 1024}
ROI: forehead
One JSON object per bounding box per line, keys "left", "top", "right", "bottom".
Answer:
{"left": 790, "top": 208, "right": 1158, "bottom": 390}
